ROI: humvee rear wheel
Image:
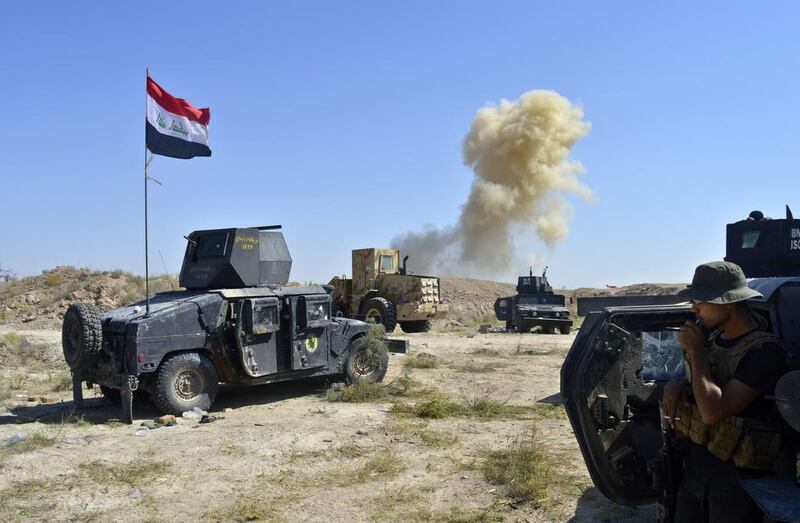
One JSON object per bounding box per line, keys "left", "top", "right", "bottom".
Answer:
{"left": 399, "top": 320, "right": 431, "bottom": 333}
{"left": 559, "top": 325, "right": 571, "bottom": 335}
{"left": 62, "top": 303, "right": 102, "bottom": 374}
{"left": 362, "top": 297, "right": 397, "bottom": 333}
{"left": 345, "top": 337, "right": 389, "bottom": 384}
{"left": 153, "top": 352, "right": 218, "bottom": 415}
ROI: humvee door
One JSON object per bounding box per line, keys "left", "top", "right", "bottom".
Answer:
{"left": 561, "top": 305, "right": 694, "bottom": 505}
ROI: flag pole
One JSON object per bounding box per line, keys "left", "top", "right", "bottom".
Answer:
{"left": 144, "top": 68, "right": 151, "bottom": 316}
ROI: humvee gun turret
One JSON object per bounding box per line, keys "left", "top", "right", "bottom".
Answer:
{"left": 329, "top": 248, "right": 448, "bottom": 333}
{"left": 62, "top": 226, "right": 389, "bottom": 423}
{"left": 494, "top": 267, "right": 572, "bottom": 334}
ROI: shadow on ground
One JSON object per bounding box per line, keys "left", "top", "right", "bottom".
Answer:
{"left": 0, "top": 376, "right": 339, "bottom": 426}
{"left": 568, "top": 487, "right": 656, "bottom": 522}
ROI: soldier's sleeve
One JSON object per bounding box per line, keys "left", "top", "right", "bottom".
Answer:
{"left": 733, "top": 342, "right": 786, "bottom": 394}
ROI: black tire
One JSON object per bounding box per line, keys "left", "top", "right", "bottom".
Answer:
{"left": 62, "top": 303, "right": 102, "bottom": 374}
{"left": 559, "top": 325, "right": 571, "bottom": 335}
{"left": 505, "top": 321, "right": 515, "bottom": 332}
{"left": 361, "top": 297, "right": 397, "bottom": 333}
{"left": 344, "top": 337, "right": 389, "bottom": 384}
{"left": 399, "top": 320, "right": 431, "bottom": 333}
{"left": 541, "top": 326, "right": 555, "bottom": 334}
{"left": 152, "top": 352, "right": 219, "bottom": 415}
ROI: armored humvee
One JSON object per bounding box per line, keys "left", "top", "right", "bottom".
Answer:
{"left": 494, "top": 267, "right": 572, "bottom": 334}
{"left": 62, "top": 226, "right": 390, "bottom": 423}
{"left": 561, "top": 208, "right": 800, "bottom": 522}
{"left": 329, "top": 248, "right": 448, "bottom": 333}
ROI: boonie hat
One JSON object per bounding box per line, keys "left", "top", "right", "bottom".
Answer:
{"left": 678, "top": 261, "right": 762, "bottom": 304}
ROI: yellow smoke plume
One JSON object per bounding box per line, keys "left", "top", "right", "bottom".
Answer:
{"left": 392, "top": 89, "right": 592, "bottom": 277}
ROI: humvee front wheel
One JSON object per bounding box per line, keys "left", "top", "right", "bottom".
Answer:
{"left": 559, "top": 325, "right": 571, "bottom": 335}
{"left": 399, "top": 320, "right": 431, "bottom": 333}
{"left": 362, "top": 297, "right": 397, "bottom": 333}
{"left": 153, "top": 352, "right": 218, "bottom": 415}
{"left": 62, "top": 303, "right": 102, "bottom": 374}
{"left": 345, "top": 337, "right": 389, "bottom": 384}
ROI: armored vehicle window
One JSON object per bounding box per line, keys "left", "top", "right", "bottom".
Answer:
{"left": 641, "top": 330, "right": 685, "bottom": 381}
{"left": 307, "top": 302, "right": 329, "bottom": 323}
{"left": 253, "top": 302, "right": 277, "bottom": 329}
{"left": 198, "top": 233, "right": 229, "bottom": 258}
{"left": 741, "top": 230, "right": 760, "bottom": 249}
{"left": 380, "top": 254, "right": 395, "bottom": 272}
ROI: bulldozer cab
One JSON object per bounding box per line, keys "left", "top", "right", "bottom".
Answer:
{"left": 352, "top": 248, "right": 400, "bottom": 294}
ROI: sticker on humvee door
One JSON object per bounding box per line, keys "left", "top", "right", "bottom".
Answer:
{"left": 305, "top": 334, "right": 318, "bottom": 353}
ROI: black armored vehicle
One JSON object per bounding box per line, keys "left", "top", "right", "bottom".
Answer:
{"left": 561, "top": 208, "right": 800, "bottom": 522}
{"left": 494, "top": 267, "right": 572, "bottom": 334}
{"left": 62, "top": 226, "right": 389, "bottom": 422}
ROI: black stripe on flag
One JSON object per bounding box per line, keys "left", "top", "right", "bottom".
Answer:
{"left": 146, "top": 121, "right": 211, "bottom": 159}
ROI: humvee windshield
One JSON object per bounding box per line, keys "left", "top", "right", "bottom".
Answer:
{"left": 198, "top": 233, "right": 229, "bottom": 258}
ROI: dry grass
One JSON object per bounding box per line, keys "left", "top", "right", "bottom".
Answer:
{"left": 202, "top": 496, "right": 280, "bottom": 522}
{"left": 391, "top": 391, "right": 538, "bottom": 421}
{"left": 326, "top": 371, "right": 424, "bottom": 403}
{"left": 78, "top": 458, "right": 171, "bottom": 487}
{"left": 482, "top": 426, "right": 578, "bottom": 509}
{"left": 403, "top": 353, "right": 440, "bottom": 369}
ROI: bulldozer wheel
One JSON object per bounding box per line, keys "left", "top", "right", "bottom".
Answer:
{"left": 399, "top": 320, "right": 431, "bottom": 333}
{"left": 62, "top": 303, "right": 102, "bottom": 374}
{"left": 361, "top": 297, "right": 397, "bottom": 333}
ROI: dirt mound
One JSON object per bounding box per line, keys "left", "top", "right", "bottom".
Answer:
{"left": 0, "top": 267, "right": 687, "bottom": 330}
{"left": 0, "top": 266, "right": 176, "bottom": 329}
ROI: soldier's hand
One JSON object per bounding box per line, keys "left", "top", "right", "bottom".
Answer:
{"left": 677, "top": 321, "right": 704, "bottom": 357}
{"left": 661, "top": 379, "right": 688, "bottom": 426}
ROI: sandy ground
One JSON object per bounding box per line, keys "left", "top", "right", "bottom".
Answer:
{"left": 0, "top": 328, "right": 654, "bottom": 522}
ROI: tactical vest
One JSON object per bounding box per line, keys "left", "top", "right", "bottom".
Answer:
{"left": 674, "top": 330, "right": 784, "bottom": 470}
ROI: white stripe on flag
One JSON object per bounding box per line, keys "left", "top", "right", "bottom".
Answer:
{"left": 146, "top": 95, "right": 209, "bottom": 145}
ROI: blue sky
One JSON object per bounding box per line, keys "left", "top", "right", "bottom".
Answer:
{"left": 1, "top": 2, "right": 797, "bottom": 288}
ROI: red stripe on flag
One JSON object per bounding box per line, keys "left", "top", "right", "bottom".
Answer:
{"left": 147, "top": 76, "right": 210, "bottom": 126}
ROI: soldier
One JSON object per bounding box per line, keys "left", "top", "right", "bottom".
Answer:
{"left": 661, "top": 261, "right": 787, "bottom": 522}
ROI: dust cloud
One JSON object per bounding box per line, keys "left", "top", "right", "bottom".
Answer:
{"left": 392, "top": 90, "right": 592, "bottom": 279}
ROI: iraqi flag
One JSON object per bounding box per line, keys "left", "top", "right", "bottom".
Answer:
{"left": 146, "top": 76, "right": 211, "bottom": 159}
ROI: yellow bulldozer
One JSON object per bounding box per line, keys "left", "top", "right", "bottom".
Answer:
{"left": 329, "top": 248, "right": 448, "bottom": 333}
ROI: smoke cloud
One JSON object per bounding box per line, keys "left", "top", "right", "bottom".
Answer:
{"left": 392, "top": 90, "right": 592, "bottom": 278}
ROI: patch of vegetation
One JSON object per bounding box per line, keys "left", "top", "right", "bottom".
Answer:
{"left": 471, "top": 347, "right": 503, "bottom": 357}
{"left": 336, "top": 442, "right": 365, "bottom": 459}
{"left": 450, "top": 361, "right": 510, "bottom": 373}
{"left": 0, "top": 431, "right": 57, "bottom": 469}
{"left": 78, "top": 458, "right": 170, "bottom": 487}
{"left": 0, "top": 478, "right": 62, "bottom": 516}
{"left": 482, "top": 426, "right": 575, "bottom": 508}
{"left": 387, "top": 420, "right": 458, "bottom": 448}
{"left": 353, "top": 449, "right": 406, "bottom": 482}
{"left": 202, "top": 495, "right": 280, "bottom": 522}
{"left": 326, "top": 371, "right": 424, "bottom": 403}
{"left": 403, "top": 352, "right": 440, "bottom": 369}
{"left": 392, "top": 392, "right": 536, "bottom": 420}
